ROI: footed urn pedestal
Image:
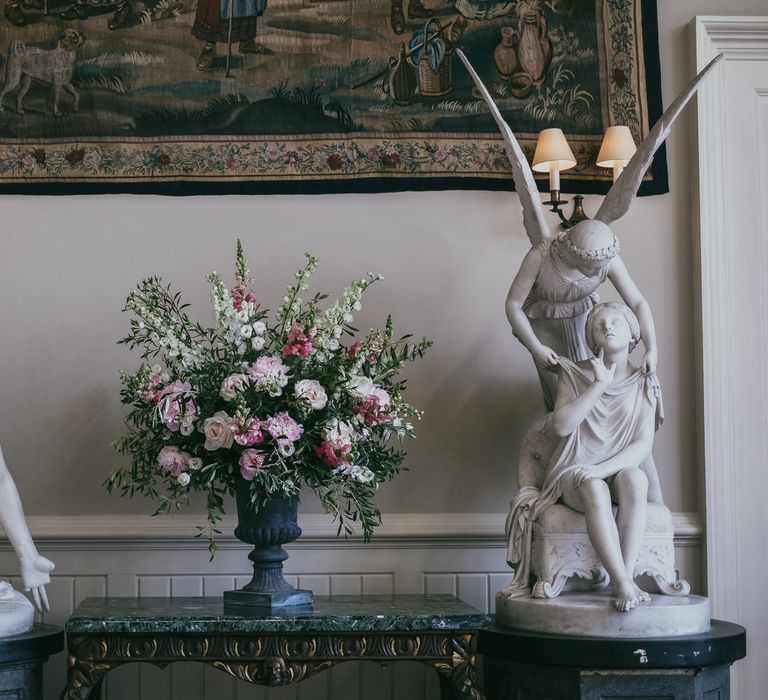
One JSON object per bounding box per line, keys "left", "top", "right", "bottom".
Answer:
{"left": 224, "top": 487, "right": 312, "bottom": 609}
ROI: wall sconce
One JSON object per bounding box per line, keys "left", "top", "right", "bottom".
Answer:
{"left": 534, "top": 125, "right": 638, "bottom": 228}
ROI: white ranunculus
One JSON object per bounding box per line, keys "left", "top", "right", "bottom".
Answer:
{"left": 187, "top": 458, "right": 203, "bottom": 471}
{"left": 240, "top": 325, "right": 253, "bottom": 339}
{"left": 346, "top": 375, "right": 374, "bottom": 397}
{"left": 202, "top": 411, "right": 234, "bottom": 451}
{"left": 251, "top": 336, "right": 266, "bottom": 351}
{"left": 252, "top": 321, "right": 266, "bottom": 334}
{"left": 176, "top": 472, "right": 190, "bottom": 486}
{"left": 295, "top": 379, "right": 328, "bottom": 410}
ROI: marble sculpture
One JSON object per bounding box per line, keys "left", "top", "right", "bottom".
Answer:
{"left": 458, "top": 50, "right": 721, "bottom": 614}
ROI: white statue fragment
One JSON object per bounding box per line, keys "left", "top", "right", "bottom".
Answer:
{"left": 0, "top": 444, "right": 53, "bottom": 635}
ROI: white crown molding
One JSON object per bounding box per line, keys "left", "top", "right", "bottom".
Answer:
{"left": 695, "top": 16, "right": 768, "bottom": 59}
{"left": 0, "top": 512, "right": 702, "bottom": 551}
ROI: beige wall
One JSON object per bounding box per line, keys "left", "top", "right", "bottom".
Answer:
{"left": 1, "top": 0, "right": 763, "bottom": 520}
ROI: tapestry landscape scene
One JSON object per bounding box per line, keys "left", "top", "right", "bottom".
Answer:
{"left": 0, "top": 0, "right": 657, "bottom": 189}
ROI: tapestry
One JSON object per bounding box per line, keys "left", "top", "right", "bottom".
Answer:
{"left": 0, "top": 0, "right": 665, "bottom": 194}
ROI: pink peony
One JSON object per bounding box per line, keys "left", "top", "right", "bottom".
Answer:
{"left": 157, "top": 445, "right": 191, "bottom": 477}
{"left": 282, "top": 323, "right": 314, "bottom": 358}
{"left": 265, "top": 412, "right": 304, "bottom": 442}
{"left": 239, "top": 449, "right": 266, "bottom": 481}
{"left": 249, "top": 356, "right": 290, "bottom": 396}
{"left": 231, "top": 283, "right": 255, "bottom": 312}
{"left": 230, "top": 416, "right": 265, "bottom": 447}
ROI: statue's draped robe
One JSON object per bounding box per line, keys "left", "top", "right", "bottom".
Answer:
{"left": 504, "top": 358, "right": 663, "bottom": 596}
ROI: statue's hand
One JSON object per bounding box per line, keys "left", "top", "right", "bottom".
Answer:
{"left": 532, "top": 345, "right": 559, "bottom": 373}
{"left": 21, "top": 555, "right": 54, "bottom": 612}
{"left": 642, "top": 347, "right": 658, "bottom": 374}
{"left": 589, "top": 349, "right": 616, "bottom": 385}
{"left": 573, "top": 465, "right": 602, "bottom": 488}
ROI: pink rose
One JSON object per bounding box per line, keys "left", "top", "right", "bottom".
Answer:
{"left": 265, "top": 412, "right": 304, "bottom": 442}
{"left": 220, "top": 373, "right": 250, "bottom": 401}
{"left": 239, "top": 448, "right": 266, "bottom": 481}
{"left": 202, "top": 411, "right": 234, "bottom": 451}
{"left": 157, "top": 445, "right": 191, "bottom": 477}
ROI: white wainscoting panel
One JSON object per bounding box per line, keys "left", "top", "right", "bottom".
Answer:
{"left": 0, "top": 512, "right": 702, "bottom": 699}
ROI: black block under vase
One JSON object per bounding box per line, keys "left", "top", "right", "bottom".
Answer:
{"left": 223, "top": 481, "right": 313, "bottom": 609}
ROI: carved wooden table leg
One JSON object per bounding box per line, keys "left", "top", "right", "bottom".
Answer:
{"left": 431, "top": 634, "right": 483, "bottom": 699}
{"left": 60, "top": 636, "right": 112, "bottom": 700}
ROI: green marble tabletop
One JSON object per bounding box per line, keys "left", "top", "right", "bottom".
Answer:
{"left": 66, "top": 595, "right": 491, "bottom": 635}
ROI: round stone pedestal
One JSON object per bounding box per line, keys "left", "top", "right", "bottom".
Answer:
{"left": 480, "top": 619, "right": 746, "bottom": 700}
{"left": 0, "top": 624, "right": 63, "bottom": 699}
{"left": 496, "top": 591, "right": 710, "bottom": 637}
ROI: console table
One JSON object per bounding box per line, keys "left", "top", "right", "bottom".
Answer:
{"left": 61, "top": 595, "right": 490, "bottom": 699}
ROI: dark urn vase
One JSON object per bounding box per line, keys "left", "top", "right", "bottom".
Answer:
{"left": 223, "top": 481, "right": 313, "bottom": 608}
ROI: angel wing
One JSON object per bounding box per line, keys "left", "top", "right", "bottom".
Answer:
{"left": 457, "top": 49, "right": 551, "bottom": 246}
{"left": 596, "top": 53, "right": 723, "bottom": 225}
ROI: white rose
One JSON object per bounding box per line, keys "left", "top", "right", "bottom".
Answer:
{"left": 295, "top": 379, "right": 328, "bottom": 410}
{"left": 176, "top": 472, "right": 190, "bottom": 486}
{"left": 202, "top": 411, "right": 234, "bottom": 451}
{"left": 220, "top": 373, "right": 249, "bottom": 401}
{"left": 188, "top": 458, "right": 203, "bottom": 471}
{"left": 346, "top": 375, "right": 374, "bottom": 397}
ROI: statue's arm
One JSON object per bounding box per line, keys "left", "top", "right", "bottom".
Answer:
{"left": 551, "top": 366, "right": 608, "bottom": 437}
{"left": 608, "top": 256, "right": 658, "bottom": 373}
{"left": 0, "top": 445, "right": 53, "bottom": 611}
{"left": 590, "top": 413, "right": 655, "bottom": 481}
{"left": 506, "top": 248, "right": 559, "bottom": 370}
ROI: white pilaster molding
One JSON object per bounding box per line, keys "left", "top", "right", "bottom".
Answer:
{"left": 692, "top": 14, "right": 768, "bottom": 627}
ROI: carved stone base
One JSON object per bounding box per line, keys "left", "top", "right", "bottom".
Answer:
{"left": 495, "top": 591, "right": 710, "bottom": 637}
{"left": 530, "top": 526, "right": 690, "bottom": 600}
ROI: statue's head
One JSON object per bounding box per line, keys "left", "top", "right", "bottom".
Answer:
{"left": 585, "top": 301, "right": 640, "bottom": 355}
{"left": 556, "top": 220, "right": 620, "bottom": 277}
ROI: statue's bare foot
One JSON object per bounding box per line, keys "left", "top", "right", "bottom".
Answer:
{"left": 614, "top": 581, "right": 640, "bottom": 612}
{"left": 633, "top": 583, "right": 651, "bottom": 603}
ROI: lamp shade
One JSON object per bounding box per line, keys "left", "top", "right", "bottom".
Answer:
{"left": 596, "top": 125, "right": 637, "bottom": 167}
{"left": 532, "top": 128, "right": 576, "bottom": 172}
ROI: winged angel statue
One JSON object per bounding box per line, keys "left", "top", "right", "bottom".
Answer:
{"left": 458, "top": 51, "right": 722, "bottom": 419}
{"left": 457, "top": 52, "right": 721, "bottom": 611}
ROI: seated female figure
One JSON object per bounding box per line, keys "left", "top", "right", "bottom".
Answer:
{"left": 504, "top": 301, "right": 662, "bottom": 613}
{"left": 549, "top": 301, "right": 660, "bottom": 612}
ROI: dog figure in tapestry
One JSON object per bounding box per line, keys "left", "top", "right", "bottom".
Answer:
{"left": 0, "top": 29, "right": 85, "bottom": 118}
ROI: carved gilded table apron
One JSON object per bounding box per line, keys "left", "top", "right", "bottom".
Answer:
{"left": 61, "top": 595, "right": 490, "bottom": 699}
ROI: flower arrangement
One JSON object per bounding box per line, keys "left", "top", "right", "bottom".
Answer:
{"left": 107, "top": 242, "right": 431, "bottom": 556}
